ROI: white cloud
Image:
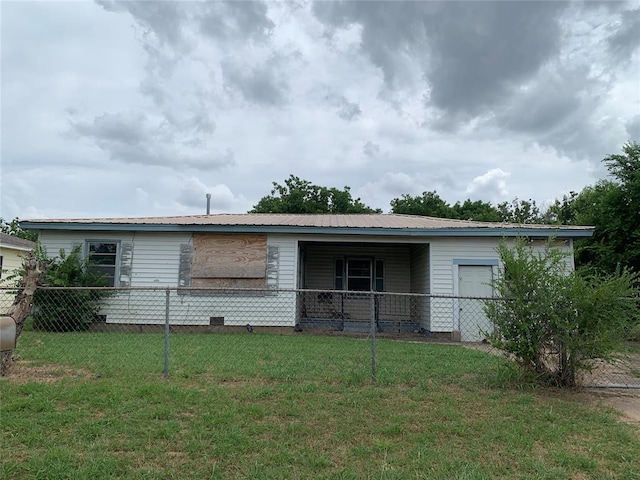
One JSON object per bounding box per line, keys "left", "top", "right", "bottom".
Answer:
{"left": 1, "top": 1, "right": 638, "bottom": 220}
{"left": 466, "top": 169, "right": 511, "bottom": 201}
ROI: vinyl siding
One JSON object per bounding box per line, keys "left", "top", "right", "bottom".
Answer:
{"left": 0, "top": 248, "right": 28, "bottom": 286}
{"left": 303, "top": 244, "right": 411, "bottom": 292}
{"left": 267, "top": 235, "right": 297, "bottom": 290}
{"left": 37, "top": 230, "right": 298, "bottom": 326}
{"left": 409, "top": 244, "right": 430, "bottom": 328}
{"left": 38, "top": 231, "right": 191, "bottom": 286}
{"left": 429, "top": 237, "right": 575, "bottom": 332}
{"left": 0, "top": 247, "right": 32, "bottom": 311}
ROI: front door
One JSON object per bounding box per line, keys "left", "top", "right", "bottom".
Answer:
{"left": 343, "top": 258, "right": 372, "bottom": 320}
{"left": 458, "top": 265, "right": 494, "bottom": 342}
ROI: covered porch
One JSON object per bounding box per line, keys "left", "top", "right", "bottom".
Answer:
{"left": 296, "top": 241, "right": 430, "bottom": 333}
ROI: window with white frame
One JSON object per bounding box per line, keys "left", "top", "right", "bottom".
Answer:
{"left": 86, "top": 241, "right": 119, "bottom": 287}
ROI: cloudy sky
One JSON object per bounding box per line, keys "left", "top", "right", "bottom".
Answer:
{"left": 1, "top": 1, "right": 639, "bottom": 220}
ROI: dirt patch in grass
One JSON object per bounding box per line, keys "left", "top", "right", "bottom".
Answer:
{"left": 0, "top": 360, "right": 93, "bottom": 383}
{"left": 579, "top": 389, "right": 640, "bottom": 427}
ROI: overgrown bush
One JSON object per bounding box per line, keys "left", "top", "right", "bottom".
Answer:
{"left": 485, "top": 239, "right": 639, "bottom": 387}
{"left": 32, "top": 247, "right": 112, "bottom": 332}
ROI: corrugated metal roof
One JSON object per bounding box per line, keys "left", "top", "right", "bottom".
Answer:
{"left": 0, "top": 232, "right": 36, "bottom": 250}
{"left": 22, "top": 213, "right": 593, "bottom": 230}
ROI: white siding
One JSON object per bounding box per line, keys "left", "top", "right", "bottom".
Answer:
{"left": 430, "top": 238, "right": 501, "bottom": 297}
{"left": 429, "top": 237, "right": 575, "bottom": 332}
{"left": 129, "top": 232, "right": 192, "bottom": 286}
{"left": 0, "top": 247, "right": 30, "bottom": 287}
{"left": 267, "top": 235, "right": 297, "bottom": 290}
{"left": 409, "top": 244, "right": 430, "bottom": 328}
{"left": 38, "top": 230, "right": 299, "bottom": 327}
{"left": 38, "top": 231, "right": 191, "bottom": 287}
{"left": 303, "top": 244, "right": 411, "bottom": 292}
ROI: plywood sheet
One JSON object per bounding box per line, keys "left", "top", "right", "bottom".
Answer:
{"left": 192, "top": 277, "right": 266, "bottom": 289}
{"left": 192, "top": 234, "right": 267, "bottom": 279}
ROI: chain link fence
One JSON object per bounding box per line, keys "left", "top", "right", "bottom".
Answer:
{"left": 1, "top": 287, "right": 638, "bottom": 388}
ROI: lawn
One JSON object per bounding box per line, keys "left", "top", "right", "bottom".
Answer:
{"left": 1, "top": 332, "right": 639, "bottom": 480}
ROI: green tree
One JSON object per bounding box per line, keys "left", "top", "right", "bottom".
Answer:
{"left": 543, "top": 192, "right": 579, "bottom": 225}
{"left": 550, "top": 142, "right": 640, "bottom": 274}
{"left": 451, "top": 199, "right": 502, "bottom": 222}
{"left": 485, "top": 239, "right": 639, "bottom": 387}
{"left": 32, "top": 247, "right": 112, "bottom": 332}
{"left": 0, "top": 217, "right": 37, "bottom": 242}
{"left": 250, "top": 175, "right": 381, "bottom": 214}
{"left": 389, "top": 191, "right": 454, "bottom": 217}
{"left": 496, "top": 198, "right": 543, "bottom": 224}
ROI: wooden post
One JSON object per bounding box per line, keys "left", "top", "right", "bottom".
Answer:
{"left": 0, "top": 250, "right": 46, "bottom": 375}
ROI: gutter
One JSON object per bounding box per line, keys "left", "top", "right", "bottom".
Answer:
{"left": 20, "top": 222, "right": 595, "bottom": 238}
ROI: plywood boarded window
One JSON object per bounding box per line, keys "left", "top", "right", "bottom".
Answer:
{"left": 192, "top": 234, "right": 268, "bottom": 289}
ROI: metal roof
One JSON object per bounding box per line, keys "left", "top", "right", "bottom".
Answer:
{"left": 0, "top": 232, "right": 36, "bottom": 250}
{"left": 21, "top": 214, "right": 594, "bottom": 238}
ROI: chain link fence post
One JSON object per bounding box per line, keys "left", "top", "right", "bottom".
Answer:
{"left": 164, "top": 288, "right": 170, "bottom": 378}
{"left": 370, "top": 291, "right": 376, "bottom": 382}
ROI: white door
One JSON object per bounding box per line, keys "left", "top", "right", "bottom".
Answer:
{"left": 458, "top": 265, "right": 494, "bottom": 342}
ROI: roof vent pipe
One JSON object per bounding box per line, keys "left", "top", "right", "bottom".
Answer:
{"left": 206, "top": 193, "right": 211, "bottom": 215}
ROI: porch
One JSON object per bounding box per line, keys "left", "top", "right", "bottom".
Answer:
{"left": 296, "top": 241, "right": 430, "bottom": 333}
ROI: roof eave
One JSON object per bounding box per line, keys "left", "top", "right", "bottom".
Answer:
{"left": 21, "top": 221, "right": 595, "bottom": 238}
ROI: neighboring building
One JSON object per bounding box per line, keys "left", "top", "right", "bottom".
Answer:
{"left": 0, "top": 232, "right": 36, "bottom": 286}
{"left": 21, "top": 214, "right": 593, "bottom": 341}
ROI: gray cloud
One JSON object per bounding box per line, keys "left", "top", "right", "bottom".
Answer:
{"left": 336, "top": 98, "right": 361, "bottom": 122}
{"left": 313, "top": 1, "right": 568, "bottom": 119}
{"left": 627, "top": 116, "right": 640, "bottom": 140}
{"left": 70, "top": 111, "right": 234, "bottom": 170}
{"left": 1, "top": 1, "right": 636, "bottom": 221}
{"left": 607, "top": 7, "right": 640, "bottom": 59}
{"left": 496, "top": 67, "right": 587, "bottom": 134}
{"left": 363, "top": 141, "right": 380, "bottom": 158}
{"left": 424, "top": 2, "right": 567, "bottom": 116}
{"left": 198, "top": 1, "right": 274, "bottom": 42}
{"left": 313, "top": 1, "right": 428, "bottom": 89}
{"left": 318, "top": 88, "right": 362, "bottom": 121}
{"left": 97, "top": 0, "right": 186, "bottom": 45}
{"left": 221, "top": 56, "right": 289, "bottom": 106}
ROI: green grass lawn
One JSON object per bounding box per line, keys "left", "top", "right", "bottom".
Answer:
{"left": 1, "top": 332, "right": 639, "bottom": 479}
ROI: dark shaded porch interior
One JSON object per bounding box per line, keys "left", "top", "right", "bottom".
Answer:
{"left": 296, "top": 241, "right": 430, "bottom": 333}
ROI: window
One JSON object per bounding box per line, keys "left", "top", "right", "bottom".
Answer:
{"left": 334, "top": 258, "right": 344, "bottom": 290}
{"left": 86, "top": 241, "right": 119, "bottom": 287}
{"left": 347, "top": 258, "right": 371, "bottom": 291}
{"left": 0, "top": 255, "right": 3, "bottom": 280}
{"left": 374, "top": 259, "right": 385, "bottom": 292}
{"left": 334, "top": 257, "right": 386, "bottom": 291}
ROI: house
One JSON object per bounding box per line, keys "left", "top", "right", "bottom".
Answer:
{"left": 21, "top": 214, "right": 593, "bottom": 341}
{"left": 0, "top": 232, "right": 36, "bottom": 287}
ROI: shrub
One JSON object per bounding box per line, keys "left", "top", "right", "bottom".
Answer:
{"left": 32, "top": 247, "right": 112, "bottom": 332}
{"left": 485, "top": 239, "right": 639, "bottom": 387}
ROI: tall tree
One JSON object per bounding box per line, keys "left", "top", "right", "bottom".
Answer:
{"left": 496, "top": 198, "right": 544, "bottom": 224}
{"left": 391, "top": 192, "right": 503, "bottom": 222}
{"left": 575, "top": 142, "right": 640, "bottom": 274}
{"left": 250, "top": 175, "right": 381, "bottom": 214}
{"left": 451, "top": 199, "right": 502, "bottom": 222}
{"left": 0, "top": 217, "right": 37, "bottom": 242}
{"left": 390, "top": 191, "right": 454, "bottom": 217}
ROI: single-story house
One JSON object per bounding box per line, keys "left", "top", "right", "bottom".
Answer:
{"left": 21, "top": 214, "right": 593, "bottom": 341}
{"left": 0, "top": 232, "right": 36, "bottom": 287}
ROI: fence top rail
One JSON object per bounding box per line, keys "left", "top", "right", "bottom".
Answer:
{"left": 0, "top": 286, "right": 505, "bottom": 301}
